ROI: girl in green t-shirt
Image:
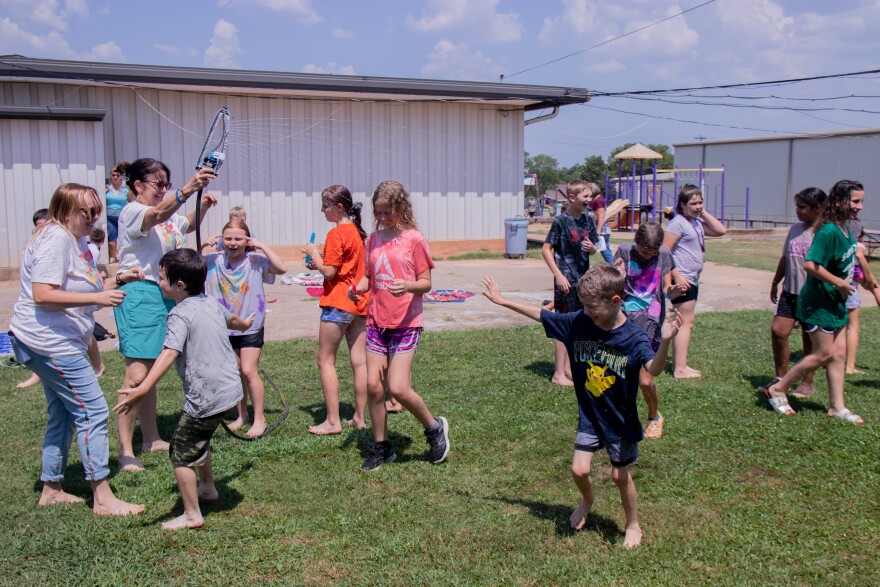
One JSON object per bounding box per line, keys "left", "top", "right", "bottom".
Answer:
{"left": 761, "top": 180, "right": 864, "bottom": 424}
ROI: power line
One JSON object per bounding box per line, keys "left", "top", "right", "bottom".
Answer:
{"left": 615, "top": 94, "right": 880, "bottom": 115}
{"left": 503, "top": 0, "right": 717, "bottom": 81}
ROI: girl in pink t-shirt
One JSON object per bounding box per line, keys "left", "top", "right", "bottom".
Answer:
{"left": 350, "top": 180, "right": 449, "bottom": 471}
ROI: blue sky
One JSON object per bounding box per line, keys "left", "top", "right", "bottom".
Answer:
{"left": 2, "top": 0, "right": 879, "bottom": 167}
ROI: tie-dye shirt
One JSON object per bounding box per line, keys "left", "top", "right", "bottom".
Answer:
{"left": 10, "top": 224, "right": 103, "bottom": 356}
{"left": 117, "top": 201, "right": 190, "bottom": 282}
{"left": 614, "top": 244, "right": 674, "bottom": 322}
{"left": 204, "top": 251, "right": 276, "bottom": 336}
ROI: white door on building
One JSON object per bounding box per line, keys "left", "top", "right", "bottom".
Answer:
{"left": 0, "top": 118, "right": 106, "bottom": 271}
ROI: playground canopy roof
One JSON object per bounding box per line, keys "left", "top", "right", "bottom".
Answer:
{"left": 614, "top": 143, "right": 663, "bottom": 160}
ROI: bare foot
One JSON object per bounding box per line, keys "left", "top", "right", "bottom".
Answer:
{"left": 16, "top": 373, "right": 41, "bottom": 389}
{"left": 791, "top": 383, "right": 815, "bottom": 399}
{"left": 141, "top": 439, "right": 170, "bottom": 453}
{"left": 93, "top": 495, "right": 144, "bottom": 516}
{"left": 226, "top": 417, "right": 250, "bottom": 432}
{"left": 246, "top": 419, "right": 267, "bottom": 438}
{"left": 118, "top": 454, "right": 145, "bottom": 472}
{"left": 385, "top": 399, "right": 404, "bottom": 413}
{"left": 569, "top": 497, "right": 594, "bottom": 530}
{"left": 845, "top": 367, "right": 866, "bottom": 375}
{"left": 39, "top": 485, "right": 84, "bottom": 507}
{"left": 551, "top": 375, "right": 574, "bottom": 387}
{"left": 308, "top": 421, "right": 343, "bottom": 435}
{"left": 346, "top": 417, "right": 366, "bottom": 430}
{"left": 162, "top": 512, "right": 204, "bottom": 530}
{"left": 197, "top": 484, "right": 219, "bottom": 501}
{"left": 623, "top": 525, "right": 643, "bottom": 550}
{"left": 673, "top": 367, "right": 701, "bottom": 379}
{"left": 94, "top": 363, "right": 106, "bottom": 378}
{"left": 266, "top": 297, "right": 278, "bottom": 303}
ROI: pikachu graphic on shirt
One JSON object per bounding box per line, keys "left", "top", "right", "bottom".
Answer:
{"left": 584, "top": 360, "right": 616, "bottom": 398}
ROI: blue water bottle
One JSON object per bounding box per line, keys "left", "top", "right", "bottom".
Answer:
{"left": 304, "top": 232, "right": 316, "bottom": 264}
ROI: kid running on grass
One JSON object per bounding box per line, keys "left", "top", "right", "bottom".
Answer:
{"left": 114, "top": 248, "right": 255, "bottom": 530}
{"left": 768, "top": 187, "right": 825, "bottom": 398}
{"left": 482, "top": 265, "right": 681, "bottom": 549}
{"left": 303, "top": 185, "right": 369, "bottom": 434}
{"left": 204, "top": 220, "right": 287, "bottom": 438}
{"left": 612, "top": 222, "right": 685, "bottom": 439}
{"left": 761, "top": 180, "right": 865, "bottom": 424}
{"left": 542, "top": 179, "right": 598, "bottom": 386}
{"left": 843, "top": 186, "right": 880, "bottom": 374}
{"left": 349, "top": 180, "right": 449, "bottom": 471}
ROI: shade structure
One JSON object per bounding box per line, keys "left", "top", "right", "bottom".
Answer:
{"left": 614, "top": 143, "right": 663, "bottom": 160}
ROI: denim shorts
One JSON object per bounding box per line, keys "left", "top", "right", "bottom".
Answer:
{"left": 575, "top": 409, "right": 638, "bottom": 468}
{"left": 320, "top": 306, "right": 359, "bottom": 324}
{"left": 365, "top": 323, "right": 422, "bottom": 356}
{"left": 845, "top": 284, "right": 860, "bottom": 310}
{"left": 775, "top": 291, "right": 799, "bottom": 320}
{"left": 106, "top": 215, "right": 119, "bottom": 242}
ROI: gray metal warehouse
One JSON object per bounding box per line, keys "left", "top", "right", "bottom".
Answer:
{"left": 0, "top": 56, "right": 589, "bottom": 274}
{"left": 674, "top": 129, "right": 879, "bottom": 229}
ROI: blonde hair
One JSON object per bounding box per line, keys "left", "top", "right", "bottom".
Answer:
{"left": 229, "top": 206, "right": 247, "bottom": 221}
{"left": 372, "top": 180, "right": 417, "bottom": 230}
{"left": 31, "top": 183, "right": 101, "bottom": 243}
{"left": 567, "top": 179, "right": 592, "bottom": 199}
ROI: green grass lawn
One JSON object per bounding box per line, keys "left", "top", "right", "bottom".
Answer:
{"left": 1, "top": 310, "right": 879, "bottom": 585}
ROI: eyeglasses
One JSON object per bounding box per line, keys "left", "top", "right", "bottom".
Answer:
{"left": 143, "top": 179, "right": 172, "bottom": 191}
{"left": 80, "top": 207, "right": 102, "bottom": 219}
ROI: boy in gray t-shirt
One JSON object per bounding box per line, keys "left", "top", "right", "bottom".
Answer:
{"left": 114, "top": 248, "right": 253, "bottom": 531}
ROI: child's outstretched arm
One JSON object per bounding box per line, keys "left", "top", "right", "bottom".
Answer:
{"left": 644, "top": 309, "right": 682, "bottom": 376}
{"left": 227, "top": 312, "right": 256, "bottom": 332}
{"left": 251, "top": 239, "right": 287, "bottom": 275}
{"left": 113, "top": 348, "right": 180, "bottom": 414}
{"left": 482, "top": 276, "right": 542, "bottom": 322}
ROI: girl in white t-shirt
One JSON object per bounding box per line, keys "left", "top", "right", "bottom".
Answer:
{"left": 349, "top": 180, "right": 449, "bottom": 471}
{"left": 204, "top": 220, "right": 287, "bottom": 438}
{"left": 9, "top": 183, "right": 143, "bottom": 516}
{"left": 661, "top": 185, "right": 726, "bottom": 379}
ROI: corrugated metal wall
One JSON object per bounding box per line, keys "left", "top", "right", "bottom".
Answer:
{"left": 676, "top": 135, "right": 880, "bottom": 229}
{"left": 0, "top": 81, "right": 526, "bottom": 268}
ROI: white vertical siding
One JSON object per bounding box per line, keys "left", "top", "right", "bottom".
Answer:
{"left": 1, "top": 81, "right": 527, "bottom": 267}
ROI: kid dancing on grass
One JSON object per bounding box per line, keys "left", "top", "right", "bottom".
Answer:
{"left": 768, "top": 188, "right": 825, "bottom": 398}
{"left": 761, "top": 180, "right": 867, "bottom": 424}
{"left": 303, "top": 185, "right": 369, "bottom": 435}
{"left": 482, "top": 265, "right": 681, "bottom": 550}
{"left": 114, "top": 249, "right": 255, "bottom": 529}
{"left": 542, "top": 180, "right": 598, "bottom": 387}
{"left": 204, "top": 220, "right": 287, "bottom": 438}
{"left": 349, "top": 180, "right": 449, "bottom": 471}
{"left": 612, "top": 222, "right": 686, "bottom": 439}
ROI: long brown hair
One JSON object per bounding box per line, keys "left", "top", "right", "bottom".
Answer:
{"left": 322, "top": 184, "right": 367, "bottom": 240}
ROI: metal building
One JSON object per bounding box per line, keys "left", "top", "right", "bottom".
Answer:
{"left": 675, "top": 129, "right": 879, "bottom": 229}
{"left": 0, "top": 56, "right": 589, "bottom": 275}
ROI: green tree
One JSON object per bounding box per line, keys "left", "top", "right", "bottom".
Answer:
{"left": 524, "top": 151, "right": 562, "bottom": 195}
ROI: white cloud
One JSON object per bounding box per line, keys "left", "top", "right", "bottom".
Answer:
{"left": 0, "top": 16, "right": 76, "bottom": 56}
{"left": 420, "top": 39, "right": 505, "bottom": 81}
{"left": 405, "top": 0, "right": 521, "bottom": 43}
{"left": 84, "top": 40, "right": 124, "bottom": 62}
{"left": 0, "top": 0, "right": 90, "bottom": 31}
{"left": 204, "top": 18, "right": 241, "bottom": 69}
{"left": 585, "top": 59, "right": 625, "bottom": 74}
{"left": 539, "top": 0, "right": 598, "bottom": 42}
{"left": 332, "top": 27, "right": 354, "bottom": 39}
{"left": 217, "top": 0, "right": 320, "bottom": 24}
{"left": 302, "top": 62, "right": 356, "bottom": 75}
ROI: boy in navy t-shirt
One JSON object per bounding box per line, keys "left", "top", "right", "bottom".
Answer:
{"left": 482, "top": 265, "right": 680, "bottom": 550}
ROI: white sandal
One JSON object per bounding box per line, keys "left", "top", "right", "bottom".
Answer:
{"left": 829, "top": 408, "right": 864, "bottom": 424}
{"left": 767, "top": 396, "right": 795, "bottom": 415}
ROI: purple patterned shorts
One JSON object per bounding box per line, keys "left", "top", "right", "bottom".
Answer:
{"left": 365, "top": 323, "right": 422, "bottom": 356}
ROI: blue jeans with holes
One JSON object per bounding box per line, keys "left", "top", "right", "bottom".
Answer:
{"left": 11, "top": 336, "right": 110, "bottom": 483}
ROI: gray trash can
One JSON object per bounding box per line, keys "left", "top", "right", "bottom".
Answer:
{"left": 504, "top": 217, "right": 529, "bottom": 259}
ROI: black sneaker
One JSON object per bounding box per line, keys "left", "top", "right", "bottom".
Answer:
{"left": 424, "top": 416, "right": 450, "bottom": 464}
{"left": 361, "top": 442, "right": 397, "bottom": 471}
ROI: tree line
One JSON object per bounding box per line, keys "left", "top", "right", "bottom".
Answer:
{"left": 525, "top": 143, "right": 674, "bottom": 196}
